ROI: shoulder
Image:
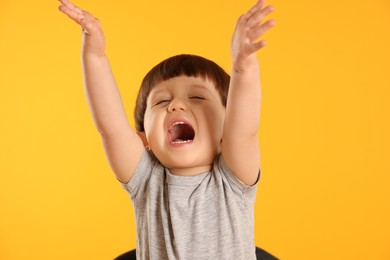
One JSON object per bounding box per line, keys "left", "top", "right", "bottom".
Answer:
{"left": 213, "top": 154, "right": 260, "bottom": 195}
{"left": 119, "top": 150, "right": 164, "bottom": 197}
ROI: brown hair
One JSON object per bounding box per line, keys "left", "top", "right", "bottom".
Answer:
{"left": 134, "top": 54, "right": 230, "bottom": 131}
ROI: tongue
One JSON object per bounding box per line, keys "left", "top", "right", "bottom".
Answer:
{"left": 171, "top": 124, "right": 194, "bottom": 142}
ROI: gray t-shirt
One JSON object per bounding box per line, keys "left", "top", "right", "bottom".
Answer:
{"left": 121, "top": 150, "right": 259, "bottom": 259}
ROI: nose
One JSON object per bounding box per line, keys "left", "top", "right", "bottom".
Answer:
{"left": 168, "top": 98, "right": 187, "bottom": 112}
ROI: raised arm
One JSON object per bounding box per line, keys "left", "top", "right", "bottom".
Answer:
{"left": 59, "top": 0, "right": 144, "bottom": 183}
{"left": 222, "top": 0, "right": 275, "bottom": 185}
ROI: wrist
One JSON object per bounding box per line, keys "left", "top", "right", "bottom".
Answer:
{"left": 232, "top": 59, "right": 259, "bottom": 74}
{"left": 82, "top": 51, "right": 107, "bottom": 59}
{"left": 81, "top": 33, "right": 106, "bottom": 57}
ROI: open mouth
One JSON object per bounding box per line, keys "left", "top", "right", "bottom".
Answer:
{"left": 168, "top": 121, "right": 195, "bottom": 144}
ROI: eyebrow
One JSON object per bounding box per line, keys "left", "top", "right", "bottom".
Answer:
{"left": 189, "top": 84, "right": 213, "bottom": 94}
{"left": 150, "top": 83, "right": 212, "bottom": 96}
{"left": 190, "top": 84, "right": 209, "bottom": 90}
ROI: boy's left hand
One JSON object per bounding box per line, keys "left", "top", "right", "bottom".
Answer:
{"left": 231, "top": 0, "right": 275, "bottom": 72}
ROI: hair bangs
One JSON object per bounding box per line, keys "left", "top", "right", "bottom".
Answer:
{"left": 134, "top": 54, "right": 230, "bottom": 132}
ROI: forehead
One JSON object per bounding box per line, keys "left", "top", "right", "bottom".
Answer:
{"left": 148, "top": 76, "right": 218, "bottom": 97}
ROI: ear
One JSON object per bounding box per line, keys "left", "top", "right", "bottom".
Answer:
{"left": 137, "top": 131, "right": 149, "bottom": 149}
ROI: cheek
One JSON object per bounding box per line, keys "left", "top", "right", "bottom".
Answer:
{"left": 143, "top": 111, "right": 151, "bottom": 133}
{"left": 144, "top": 111, "right": 164, "bottom": 143}
{"left": 215, "top": 116, "right": 225, "bottom": 138}
{"left": 143, "top": 111, "right": 155, "bottom": 137}
{"left": 205, "top": 108, "right": 225, "bottom": 139}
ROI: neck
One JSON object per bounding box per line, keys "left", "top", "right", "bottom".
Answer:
{"left": 169, "top": 165, "right": 212, "bottom": 176}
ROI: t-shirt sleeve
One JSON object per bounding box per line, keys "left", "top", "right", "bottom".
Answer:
{"left": 118, "top": 149, "right": 158, "bottom": 200}
{"left": 217, "top": 155, "right": 260, "bottom": 202}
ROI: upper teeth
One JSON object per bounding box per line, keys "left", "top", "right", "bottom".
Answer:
{"left": 169, "top": 121, "right": 185, "bottom": 131}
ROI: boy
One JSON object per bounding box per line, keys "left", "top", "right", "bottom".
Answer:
{"left": 59, "top": 0, "right": 275, "bottom": 259}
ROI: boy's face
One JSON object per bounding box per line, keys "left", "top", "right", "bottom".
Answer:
{"left": 142, "top": 76, "right": 225, "bottom": 175}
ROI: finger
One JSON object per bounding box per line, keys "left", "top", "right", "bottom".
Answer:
{"left": 252, "top": 40, "right": 267, "bottom": 52}
{"left": 80, "top": 11, "right": 96, "bottom": 22}
{"left": 249, "top": 19, "right": 276, "bottom": 42}
{"left": 248, "top": 0, "right": 265, "bottom": 16}
{"left": 59, "top": 4, "right": 85, "bottom": 24}
{"left": 246, "top": 39, "right": 268, "bottom": 55}
{"left": 241, "top": 0, "right": 264, "bottom": 21}
{"left": 247, "top": 5, "right": 275, "bottom": 28}
{"left": 59, "top": 1, "right": 97, "bottom": 26}
{"left": 80, "top": 17, "right": 102, "bottom": 35}
{"left": 60, "top": 0, "right": 83, "bottom": 14}
{"left": 59, "top": 0, "right": 83, "bottom": 15}
{"left": 80, "top": 18, "right": 92, "bottom": 34}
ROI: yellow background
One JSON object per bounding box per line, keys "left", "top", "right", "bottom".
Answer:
{"left": 1, "top": 0, "right": 389, "bottom": 259}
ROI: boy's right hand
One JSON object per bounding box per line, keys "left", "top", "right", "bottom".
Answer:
{"left": 58, "top": 0, "right": 106, "bottom": 56}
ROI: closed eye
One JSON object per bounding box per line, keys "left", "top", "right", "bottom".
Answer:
{"left": 190, "top": 96, "right": 205, "bottom": 100}
{"left": 154, "top": 100, "right": 171, "bottom": 106}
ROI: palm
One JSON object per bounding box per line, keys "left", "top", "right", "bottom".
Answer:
{"left": 231, "top": 0, "right": 275, "bottom": 71}
{"left": 59, "top": 0, "right": 106, "bottom": 56}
